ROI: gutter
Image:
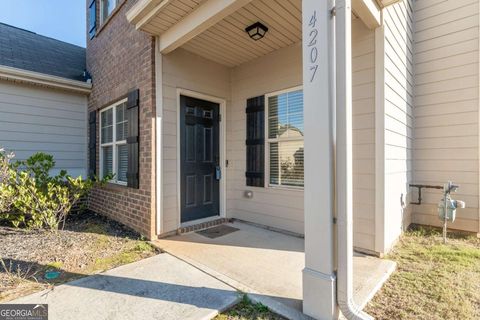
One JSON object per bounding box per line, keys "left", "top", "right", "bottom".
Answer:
{"left": 335, "top": 0, "right": 373, "bottom": 319}
{"left": 0, "top": 65, "right": 92, "bottom": 94}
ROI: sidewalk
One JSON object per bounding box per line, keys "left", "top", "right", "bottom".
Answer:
{"left": 10, "top": 253, "right": 240, "bottom": 320}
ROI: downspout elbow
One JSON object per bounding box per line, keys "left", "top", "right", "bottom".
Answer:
{"left": 337, "top": 293, "right": 373, "bottom": 320}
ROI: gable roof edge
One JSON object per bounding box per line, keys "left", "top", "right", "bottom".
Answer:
{"left": 0, "top": 65, "right": 91, "bottom": 95}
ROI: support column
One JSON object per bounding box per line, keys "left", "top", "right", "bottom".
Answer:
{"left": 155, "top": 37, "right": 163, "bottom": 235}
{"left": 302, "top": 0, "right": 337, "bottom": 319}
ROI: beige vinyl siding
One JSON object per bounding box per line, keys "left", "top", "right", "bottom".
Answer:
{"left": 160, "top": 27, "right": 377, "bottom": 249}
{"left": 161, "top": 49, "right": 231, "bottom": 233}
{"left": 229, "top": 43, "right": 304, "bottom": 234}
{"left": 382, "top": 0, "right": 415, "bottom": 251}
{"left": 229, "top": 19, "right": 376, "bottom": 246}
{"left": 413, "top": 0, "right": 479, "bottom": 233}
{"left": 352, "top": 18, "right": 376, "bottom": 251}
{"left": 0, "top": 80, "right": 87, "bottom": 177}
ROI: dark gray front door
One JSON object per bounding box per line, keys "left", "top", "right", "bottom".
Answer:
{"left": 180, "top": 95, "right": 220, "bottom": 223}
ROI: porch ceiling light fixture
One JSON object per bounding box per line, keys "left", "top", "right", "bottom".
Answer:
{"left": 245, "top": 22, "right": 268, "bottom": 41}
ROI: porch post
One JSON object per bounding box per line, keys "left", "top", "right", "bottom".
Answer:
{"left": 155, "top": 37, "right": 163, "bottom": 235}
{"left": 302, "top": 0, "right": 337, "bottom": 319}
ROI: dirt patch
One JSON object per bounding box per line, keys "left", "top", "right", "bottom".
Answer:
{"left": 365, "top": 226, "right": 480, "bottom": 320}
{"left": 0, "top": 211, "right": 159, "bottom": 302}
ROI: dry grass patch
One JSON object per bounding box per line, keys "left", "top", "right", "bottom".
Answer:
{"left": 0, "top": 211, "right": 159, "bottom": 302}
{"left": 365, "top": 226, "right": 480, "bottom": 320}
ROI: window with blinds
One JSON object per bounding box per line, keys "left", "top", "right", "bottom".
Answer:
{"left": 267, "top": 89, "right": 304, "bottom": 188}
{"left": 100, "top": 99, "right": 128, "bottom": 185}
{"left": 100, "top": 0, "right": 121, "bottom": 24}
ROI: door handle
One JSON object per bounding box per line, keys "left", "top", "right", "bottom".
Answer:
{"left": 215, "top": 166, "right": 221, "bottom": 180}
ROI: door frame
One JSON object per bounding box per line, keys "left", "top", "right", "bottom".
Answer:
{"left": 176, "top": 88, "right": 226, "bottom": 227}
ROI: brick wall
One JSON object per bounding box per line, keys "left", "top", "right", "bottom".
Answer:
{"left": 86, "top": 0, "right": 156, "bottom": 239}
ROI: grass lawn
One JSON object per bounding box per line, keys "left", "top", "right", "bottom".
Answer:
{"left": 0, "top": 211, "right": 159, "bottom": 302}
{"left": 365, "top": 226, "right": 480, "bottom": 320}
{"left": 218, "top": 227, "right": 479, "bottom": 320}
{"left": 215, "top": 296, "right": 285, "bottom": 320}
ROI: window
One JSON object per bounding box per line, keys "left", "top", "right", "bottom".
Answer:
{"left": 88, "top": 0, "right": 96, "bottom": 39}
{"left": 100, "top": 99, "right": 128, "bottom": 185}
{"left": 266, "top": 88, "right": 304, "bottom": 188}
{"left": 100, "top": 0, "right": 120, "bottom": 24}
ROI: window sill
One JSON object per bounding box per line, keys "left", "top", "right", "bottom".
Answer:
{"left": 267, "top": 185, "right": 304, "bottom": 192}
{"left": 104, "top": 181, "right": 128, "bottom": 191}
{"left": 95, "top": 0, "right": 127, "bottom": 38}
{"left": 245, "top": 185, "right": 304, "bottom": 193}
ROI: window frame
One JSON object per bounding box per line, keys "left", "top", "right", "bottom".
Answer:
{"left": 88, "top": 0, "right": 96, "bottom": 39}
{"left": 99, "top": 0, "right": 120, "bottom": 25}
{"left": 99, "top": 98, "right": 128, "bottom": 186}
{"left": 264, "top": 85, "right": 304, "bottom": 190}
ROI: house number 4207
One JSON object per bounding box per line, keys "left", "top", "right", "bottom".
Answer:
{"left": 308, "top": 11, "right": 319, "bottom": 83}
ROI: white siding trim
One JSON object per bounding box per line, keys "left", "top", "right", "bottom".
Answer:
{"left": 375, "top": 24, "right": 385, "bottom": 253}
{"left": 478, "top": 0, "right": 480, "bottom": 236}
{"left": 155, "top": 37, "right": 164, "bottom": 235}
{"left": 0, "top": 65, "right": 91, "bottom": 94}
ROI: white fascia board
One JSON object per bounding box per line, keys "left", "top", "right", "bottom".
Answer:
{"left": 159, "top": 0, "right": 253, "bottom": 54}
{"left": 126, "top": 0, "right": 158, "bottom": 25}
{"left": 352, "top": 0, "right": 381, "bottom": 29}
{"left": 127, "top": 0, "right": 175, "bottom": 30}
{"left": 375, "top": 0, "right": 403, "bottom": 8}
{"left": 0, "top": 65, "right": 92, "bottom": 94}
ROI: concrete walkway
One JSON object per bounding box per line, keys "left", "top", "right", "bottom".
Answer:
{"left": 11, "top": 253, "right": 240, "bottom": 320}
{"left": 155, "top": 221, "right": 396, "bottom": 320}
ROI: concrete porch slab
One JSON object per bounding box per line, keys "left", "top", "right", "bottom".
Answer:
{"left": 154, "top": 221, "right": 396, "bottom": 319}
{"left": 10, "top": 253, "right": 241, "bottom": 320}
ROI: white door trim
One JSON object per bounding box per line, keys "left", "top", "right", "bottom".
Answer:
{"left": 176, "top": 88, "right": 227, "bottom": 228}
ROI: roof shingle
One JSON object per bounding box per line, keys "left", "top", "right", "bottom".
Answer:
{"left": 0, "top": 23, "right": 86, "bottom": 81}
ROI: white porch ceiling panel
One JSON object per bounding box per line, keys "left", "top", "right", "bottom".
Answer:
{"left": 140, "top": 0, "right": 207, "bottom": 35}
{"left": 129, "top": 0, "right": 384, "bottom": 67}
{"left": 129, "top": 0, "right": 302, "bottom": 67}
{"left": 181, "top": 0, "right": 302, "bottom": 67}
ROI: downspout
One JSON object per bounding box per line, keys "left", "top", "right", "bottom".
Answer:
{"left": 335, "top": 0, "right": 373, "bottom": 319}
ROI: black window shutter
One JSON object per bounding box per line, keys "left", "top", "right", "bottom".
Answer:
{"left": 88, "top": 0, "right": 96, "bottom": 39}
{"left": 88, "top": 111, "right": 97, "bottom": 178}
{"left": 126, "top": 89, "right": 140, "bottom": 189}
{"left": 246, "top": 95, "right": 265, "bottom": 187}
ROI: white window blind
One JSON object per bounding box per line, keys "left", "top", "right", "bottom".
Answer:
{"left": 267, "top": 89, "right": 304, "bottom": 188}
{"left": 100, "top": 100, "right": 128, "bottom": 185}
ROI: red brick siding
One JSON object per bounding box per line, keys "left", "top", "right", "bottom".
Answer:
{"left": 86, "top": 0, "right": 156, "bottom": 238}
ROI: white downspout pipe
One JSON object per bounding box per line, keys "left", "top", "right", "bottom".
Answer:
{"left": 335, "top": 1, "right": 373, "bottom": 319}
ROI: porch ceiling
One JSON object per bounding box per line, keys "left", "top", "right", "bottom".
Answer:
{"left": 127, "top": 0, "right": 207, "bottom": 35}
{"left": 128, "top": 0, "right": 302, "bottom": 67}
{"left": 181, "top": 0, "right": 302, "bottom": 67}
{"left": 127, "top": 0, "right": 385, "bottom": 67}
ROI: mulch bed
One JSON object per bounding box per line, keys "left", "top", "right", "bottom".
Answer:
{"left": 0, "top": 211, "right": 158, "bottom": 302}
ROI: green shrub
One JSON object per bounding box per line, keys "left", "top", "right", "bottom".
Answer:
{"left": 0, "top": 148, "right": 16, "bottom": 215}
{"left": 0, "top": 149, "right": 109, "bottom": 230}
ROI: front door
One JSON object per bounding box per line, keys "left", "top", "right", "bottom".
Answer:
{"left": 180, "top": 95, "right": 220, "bottom": 223}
